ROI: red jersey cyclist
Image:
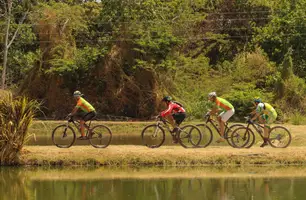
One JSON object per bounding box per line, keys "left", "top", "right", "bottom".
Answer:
{"left": 160, "top": 96, "right": 186, "bottom": 143}
{"left": 70, "top": 91, "right": 97, "bottom": 140}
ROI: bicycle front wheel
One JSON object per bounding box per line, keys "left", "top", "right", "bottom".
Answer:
{"left": 52, "top": 125, "right": 76, "bottom": 148}
{"left": 178, "top": 125, "right": 202, "bottom": 148}
{"left": 268, "top": 126, "right": 291, "bottom": 148}
{"left": 89, "top": 125, "right": 112, "bottom": 148}
{"left": 225, "top": 124, "right": 244, "bottom": 148}
{"left": 230, "top": 127, "right": 254, "bottom": 148}
{"left": 141, "top": 125, "right": 165, "bottom": 148}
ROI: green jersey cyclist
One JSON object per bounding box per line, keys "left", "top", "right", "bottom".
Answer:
{"left": 69, "top": 91, "right": 97, "bottom": 140}
{"left": 251, "top": 98, "right": 277, "bottom": 147}
{"left": 208, "top": 92, "right": 235, "bottom": 143}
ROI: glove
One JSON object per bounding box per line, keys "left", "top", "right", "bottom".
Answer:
{"left": 247, "top": 119, "right": 254, "bottom": 124}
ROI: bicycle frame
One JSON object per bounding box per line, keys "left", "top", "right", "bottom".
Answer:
{"left": 66, "top": 117, "right": 93, "bottom": 137}
{"left": 155, "top": 117, "right": 176, "bottom": 137}
{"left": 244, "top": 117, "right": 267, "bottom": 140}
{"left": 204, "top": 115, "right": 231, "bottom": 138}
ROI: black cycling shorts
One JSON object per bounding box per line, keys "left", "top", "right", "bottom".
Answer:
{"left": 172, "top": 112, "right": 186, "bottom": 125}
{"left": 74, "top": 111, "right": 97, "bottom": 122}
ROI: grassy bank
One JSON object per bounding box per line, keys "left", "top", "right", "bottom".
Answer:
{"left": 20, "top": 146, "right": 306, "bottom": 166}
{"left": 15, "top": 166, "right": 306, "bottom": 180}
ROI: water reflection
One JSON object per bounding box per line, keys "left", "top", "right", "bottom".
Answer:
{"left": 1, "top": 166, "right": 306, "bottom": 200}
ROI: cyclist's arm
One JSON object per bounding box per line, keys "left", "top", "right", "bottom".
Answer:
{"left": 251, "top": 112, "right": 260, "bottom": 121}
{"left": 70, "top": 106, "right": 79, "bottom": 115}
{"left": 160, "top": 103, "right": 174, "bottom": 117}
{"left": 209, "top": 107, "right": 219, "bottom": 115}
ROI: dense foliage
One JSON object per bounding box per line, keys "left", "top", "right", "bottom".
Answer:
{"left": 1, "top": 0, "right": 306, "bottom": 121}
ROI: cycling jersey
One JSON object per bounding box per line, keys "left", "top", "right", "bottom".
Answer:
{"left": 75, "top": 97, "right": 95, "bottom": 113}
{"left": 160, "top": 102, "right": 185, "bottom": 117}
{"left": 215, "top": 97, "right": 234, "bottom": 112}
{"left": 256, "top": 102, "right": 277, "bottom": 118}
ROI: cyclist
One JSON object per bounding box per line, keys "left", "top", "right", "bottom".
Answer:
{"left": 251, "top": 98, "right": 277, "bottom": 147}
{"left": 208, "top": 92, "right": 235, "bottom": 143}
{"left": 69, "top": 91, "right": 96, "bottom": 140}
{"left": 160, "top": 96, "right": 186, "bottom": 143}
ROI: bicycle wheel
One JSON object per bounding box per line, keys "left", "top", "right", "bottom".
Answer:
{"left": 268, "top": 126, "right": 291, "bottom": 148}
{"left": 230, "top": 127, "right": 254, "bottom": 148}
{"left": 52, "top": 125, "right": 76, "bottom": 148}
{"left": 141, "top": 125, "right": 165, "bottom": 148}
{"left": 89, "top": 125, "right": 112, "bottom": 148}
{"left": 178, "top": 125, "right": 202, "bottom": 148}
{"left": 196, "top": 124, "right": 213, "bottom": 148}
{"left": 225, "top": 124, "right": 244, "bottom": 147}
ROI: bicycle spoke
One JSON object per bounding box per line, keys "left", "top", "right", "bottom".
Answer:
{"left": 52, "top": 125, "right": 76, "bottom": 148}
{"left": 268, "top": 126, "right": 291, "bottom": 148}
{"left": 89, "top": 125, "right": 112, "bottom": 148}
{"left": 178, "top": 125, "right": 202, "bottom": 148}
{"left": 141, "top": 125, "right": 165, "bottom": 148}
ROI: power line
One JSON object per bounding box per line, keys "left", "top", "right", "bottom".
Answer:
{"left": 0, "top": 16, "right": 305, "bottom": 26}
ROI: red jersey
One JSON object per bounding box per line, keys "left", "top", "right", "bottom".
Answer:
{"left": 160, "top": 102, "right": 185, "bottom": 117}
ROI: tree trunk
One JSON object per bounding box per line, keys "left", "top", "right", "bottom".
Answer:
{"left": 1, "top": 0, "right": 11, "bottom": 89}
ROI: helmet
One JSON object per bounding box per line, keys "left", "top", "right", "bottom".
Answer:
{"left": 254, "top": 97, "right": 262, "bottom": 103}
{"left": 73, "top": 91, "right": 83, "bottom": 97}
{"left": 208, "top": 92, "right": 217, "bottom": 98}
{"left": 162, "top": 96, "right": 172, "bottom": 102}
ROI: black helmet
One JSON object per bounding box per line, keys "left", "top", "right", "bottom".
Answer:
{"left": 162, "top": 96, "right": 172, "bottom": 102}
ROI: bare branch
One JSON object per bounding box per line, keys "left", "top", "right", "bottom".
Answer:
{"left": 7, "top": 9, "right": 29, "bottom": 49}
{"left": 59, "top": 19, "right": 70, "bottom": 36}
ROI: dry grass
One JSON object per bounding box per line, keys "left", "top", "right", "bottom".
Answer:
{"left": 20, "top": 145, "right": 306, "bottom": 166}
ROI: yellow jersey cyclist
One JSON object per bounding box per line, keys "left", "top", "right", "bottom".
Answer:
{"left": 251, "top": 98, "right": 277, "bottom": 147}
{"left": 69, "top": 91, "right": 97, "bottom": 140}
{"left": 208, "top": 92, "right": 235, "bottom": 143}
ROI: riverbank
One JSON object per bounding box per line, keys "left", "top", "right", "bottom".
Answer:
{"left": 20, "top": 146, "right": 306, "bottom": 166}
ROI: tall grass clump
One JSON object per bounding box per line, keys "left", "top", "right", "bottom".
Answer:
{"left": 0, "top": 92, "right": 40, "bottom": 165}
{"left": 289, "top": 112, "right": 306, "bottom": 125}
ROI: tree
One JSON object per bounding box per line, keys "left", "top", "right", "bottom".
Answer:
{"left": 1, "top": 0, "right": 31, "bottom": 89}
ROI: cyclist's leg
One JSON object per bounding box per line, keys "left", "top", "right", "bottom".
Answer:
{"left": 218, "top": 109, "right": 234, "bottom": 138}
{"left": 173, "top": 112, "right": 186, "bottom": 126}
{"left": 74, "top": 111, "right": 88, "bottom": 139}
{"left": 83, "top": 111, "right": 97, "bottom": 122}
{"left": 261, "top": 114, "right": 273, "bottom": 147}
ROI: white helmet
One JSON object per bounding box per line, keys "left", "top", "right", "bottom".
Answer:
{"left": 208, "top": 92, "right": 217, "bottom": 98}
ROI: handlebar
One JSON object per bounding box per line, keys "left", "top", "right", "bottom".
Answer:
{"left": 244, "top": 116, "right": 254, "bottom": 124}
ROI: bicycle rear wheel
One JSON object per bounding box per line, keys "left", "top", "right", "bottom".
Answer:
{"left": 178, "top": 125, "right": 202, "bottom": 148}
{"left": 52, "top": 125, "right": 76, "bottom": 148}
{"left": 225, "top": 124, "right": 244, "bottom": 147}
{"left": 141, "top": 125, "right": 165, "bottom": 148}
{"left": 268, "top": 126, "right": 291, "bottom": 148}
{"left": 196, "top": 124, "right": 213, "bottom": 148}
{"left": 230, "top": 127, "right": 254, "bottom": 148}
{"left": 89, "top": 125, "right": 112, "bottom": 148}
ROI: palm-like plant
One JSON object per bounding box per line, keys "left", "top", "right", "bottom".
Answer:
{"left": 0, "top": 92, "right": 40, "bottom": 165}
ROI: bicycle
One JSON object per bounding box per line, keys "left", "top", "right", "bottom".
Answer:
{"left": 141, "top": 116, "right": 202, "bottom": 148}
{"left": 230, "top": 116, "right": 292, "bottom": 148}
{"left": 196, "top": 113, "right": 245, "bottom": 147}
{"left": 52, "top": 115, "right": 112, "bottom": 148}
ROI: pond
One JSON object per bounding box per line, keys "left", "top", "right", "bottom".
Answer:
{"left": 1, "top": 166, "right": 306, "bottom": 200}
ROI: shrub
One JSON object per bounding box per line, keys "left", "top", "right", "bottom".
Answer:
{"left": 0, "top": 92, "right": 40, "bottom": 165}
